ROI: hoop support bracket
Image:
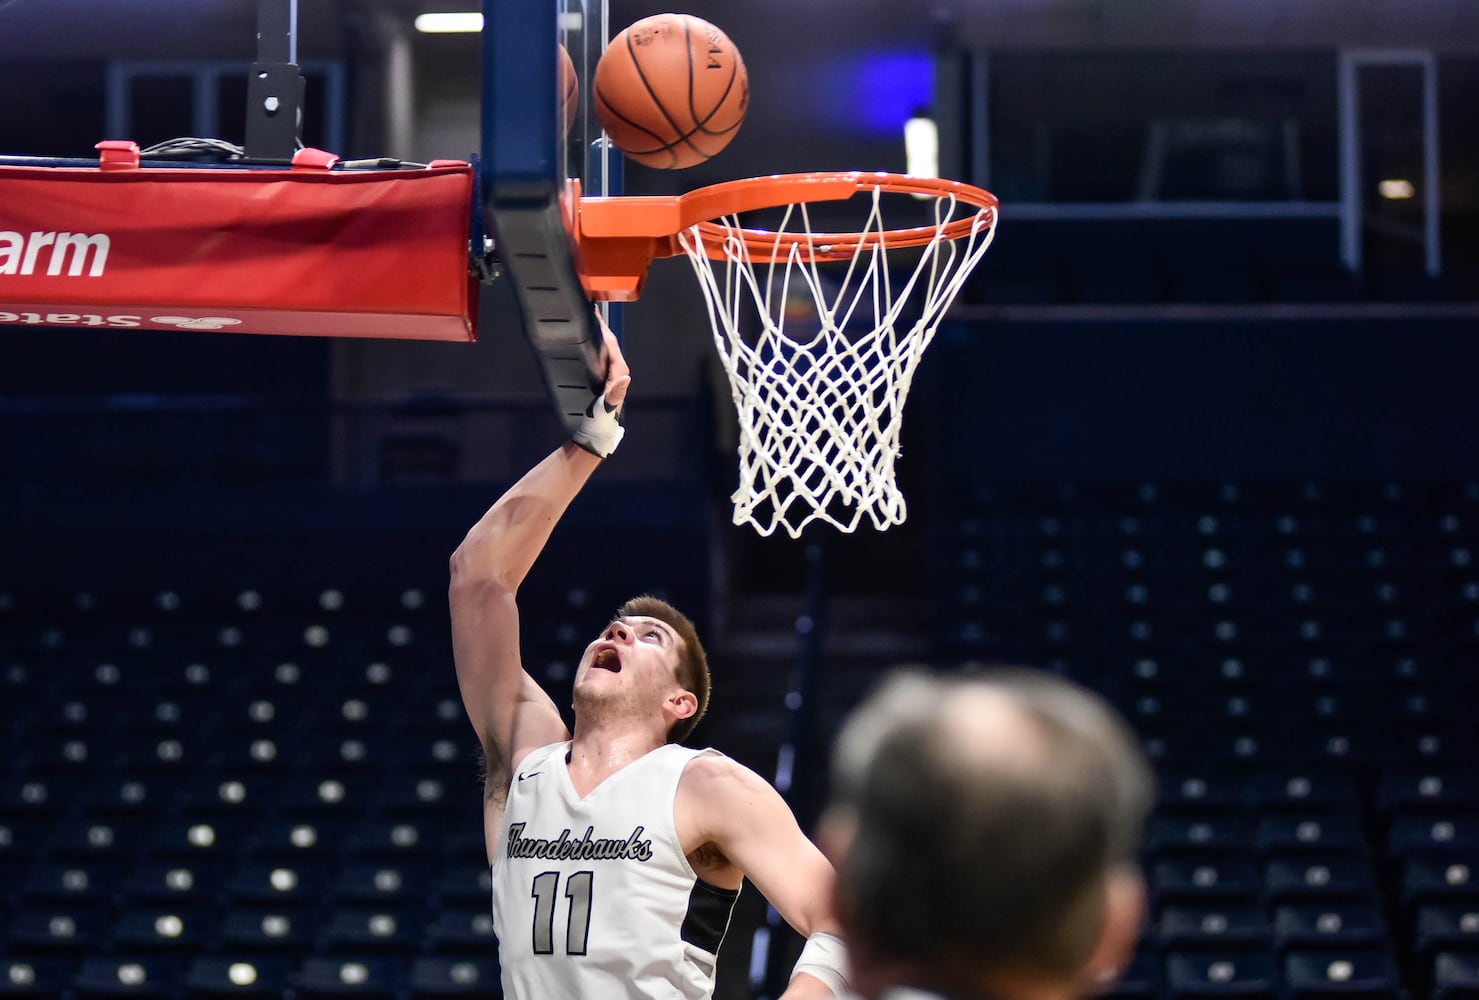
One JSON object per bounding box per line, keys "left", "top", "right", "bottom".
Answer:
{"left": 244, "top": 0, "right": 305, "bottom": 163}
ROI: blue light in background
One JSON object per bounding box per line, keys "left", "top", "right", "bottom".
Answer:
{"left": 847, "top": 50, "right": 935, "bottom": 136}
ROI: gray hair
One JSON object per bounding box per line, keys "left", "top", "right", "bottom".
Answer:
{"left": 825, "top": 667, "right": 1153, "bottom": 980}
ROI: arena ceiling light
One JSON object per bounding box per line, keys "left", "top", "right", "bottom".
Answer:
{"left": 413, "top": 11, "right": 583, "bottom": 32}
{"left": 904, "top": 113, "right": 939, "bottom": 180}
{"left": 1379, "top": 179, "right": 1416, "bottom": 200}
{"left": 414, "top": 12, "right": 482, "bottom": 33}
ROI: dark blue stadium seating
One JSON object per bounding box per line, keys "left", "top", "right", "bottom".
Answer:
{"left": 930, "top": 479, "right": 1479, "bottom": 1000}
{"left": 0, "top": 467, "right": 719, "bottom": 1000}
{"left": 3, "top": 478, "right": 1477, "bottom": 998}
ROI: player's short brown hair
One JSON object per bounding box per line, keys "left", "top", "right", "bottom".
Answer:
{"left": 616, "top": 595, "right": 710, "bottom": 744}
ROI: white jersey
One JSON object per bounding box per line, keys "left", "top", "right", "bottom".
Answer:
{"left": 490, "top": 741, "right": 741, "bottom": 1000}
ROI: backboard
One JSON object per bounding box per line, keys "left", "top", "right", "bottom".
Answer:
{"left": 481, "top": 0, "right": 617, "bottom": 430}
{"left": 481, "top": 2, "right": 1001, "bottom": 536}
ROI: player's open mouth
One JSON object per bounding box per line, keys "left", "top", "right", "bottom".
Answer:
{"left": 594, "top": 646, "right": 621, "bottom": 672}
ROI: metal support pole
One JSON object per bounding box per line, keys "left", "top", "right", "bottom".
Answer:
{"left": 788, "top": 543, "right": 826, "bottom": 817}
{"left": 245, "top": 0, "right": 305, "bottom": 161}
{"left": 760, "top": 543, "right": 826, "bottom": 998}
{"left": 1421, "top": 52, "right": 1442, "bottom": 278}
{"left": 1340, "top": 49, "right": 1443, "bottom": 281}
{"left": 1338, "top": 51, "right": 1362, "bottom": 275}
{"left": 971, "top": 51, "right": 992, "bottom": 190}
{"left": 590, "top": 135, "right": 624, "bottom": 342}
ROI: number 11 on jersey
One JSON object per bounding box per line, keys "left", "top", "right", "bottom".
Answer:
{"left": 530, "top": 870, "right": 593, "bottom": 955}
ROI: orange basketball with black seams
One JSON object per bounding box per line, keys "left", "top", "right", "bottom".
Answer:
{"left": 593, "top": 13, "right": 748, "bottom": 170}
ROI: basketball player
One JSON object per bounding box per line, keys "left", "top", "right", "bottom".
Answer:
{"left": 449, "top": 319, "right": 848, "bottom": 999}
{"left": 820, "top": 668, "right": 1153, "bottom": 1000}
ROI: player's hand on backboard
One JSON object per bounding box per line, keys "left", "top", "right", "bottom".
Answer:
{"left": 572, "top": 310, "right": 629, "bottom": 458}
{"left": 596, "top": 310, "right": 631, "bottom": 410}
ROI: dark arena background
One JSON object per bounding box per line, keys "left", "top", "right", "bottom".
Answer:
{"left": 3, "top": 1, "right": 1479, "bottom": 998}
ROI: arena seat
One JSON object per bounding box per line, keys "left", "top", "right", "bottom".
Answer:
{"left": 7, "top": 904, "right": 107, "bottom": 954}
{"left": 218, "top": 907, "right": 318, "bottom": 953}
{"left": 0, "top": 956, "right": 74, "bottom": 999}
{"left": 119, "top": 861, "right": 223, "bottom": 906}
{"left": 146, "top": 818, "right": 245, "bottom": 862}
{"left": 1433, "top": 952, "right": 1479, "bottom": 1000}
{"left": 18, "top": 862, "right": 121, "bottom": 906}
{"left": 1156, "top": 904, "right": 1270, "bottom": 949}
{"left": 1265, "top": 856, "right": 1378, "bottom": 903}
{"left": 44, "top": 819, "right": 141, "bottom": 862}
{"left": 1166, "top": 950, "right": 1278, "bottom": 998}
{"left": 288, "top": 956, "right": 403, "bottom": 999}
{"left": 435, "top": 863, "right": 494, "bottom": 908}
{"left": 343, "top": 820, "right": 445, "bottom": 862}
{"left": 1246, "top": 770, "right": 1362, "bottom": 812}
{"left": 244, "top": 819, "right": 346, "bottom": 862}
{"left": 1152, "top": 858, "right": 1263, "bottom": 902}
{"left": 110, "top": 906, "right": 216, "bottom": 952}
{"left": 182, "top": 956, "right": 293, "bottom": 999}
{"left": 1155, "top": 772, "right": 1245, "bottom": 815}
{"left": 72, "top": 956, "right": 179, "bottom": 999}
{"left": 1403, "top": 857, "right": 1479, "bottom": 907}
{"left": 1148, "top": 815, "right": 1257, "bottom": 857}
{"left": 406, "top": 956, "right": 503, "bottom": 999}
{"left": 83, "top": 774, "right": 182, "bottom": 819}
{"left": 1415, "top": 904, "right": 1479, "bottom": 958}
{"left": 224, "top": 862, "right": 328, "bottom": 905}
{"left": 1283, "top": 950, "right": 1402, "bottom": 1000}
{"left": 331, "top": 863, "right": 435, "bottom": 906}
{"left": 423, "top": 907, "right": 498, "bottom": 956}
{"left": 1392, "top": 768, "right": 1479, "bottom": 809}
{"left": 320, "top": 908, "right": 425, "bottom": 953}
{"left": 372, "top": 774, "right": 463, "bottom": 818}
{"left": 1390, "top": 816, "right": 1479, "bottom": 858}
{"left": 1272, "top": 902, "right": 1390, "bottom": 951}
{"left": 1256, "top": 814, "right": 1366, "bottom": 855}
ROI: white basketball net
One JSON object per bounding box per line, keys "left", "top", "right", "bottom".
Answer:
{"left": 677, "top": 184, "right": 997, "bottom": 538}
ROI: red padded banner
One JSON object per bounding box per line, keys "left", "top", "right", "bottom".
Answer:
{"left": 0, "top": 160, "right": 477, "bottom": 341}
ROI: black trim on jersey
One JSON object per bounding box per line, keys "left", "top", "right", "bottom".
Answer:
{"left": 680, "top": 877, "right": 740, "bottom": 954}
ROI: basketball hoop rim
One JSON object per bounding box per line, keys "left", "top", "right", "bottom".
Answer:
{"left": 578, "top": 171, "right": 997, "bottom": 255}
{"left": 697, "top": 172, "right": 998, "bottom": 261}
{"left": 573, "top": 171, "right": 998, "bottom": 298}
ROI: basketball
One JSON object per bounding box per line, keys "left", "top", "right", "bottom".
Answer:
{"left": 593, "top": 13, "right": 749, "bottom": 170}
{"left": 558, "top": 43, "right": 578, "bottom": 135}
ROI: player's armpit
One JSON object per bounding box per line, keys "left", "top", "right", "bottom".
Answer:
{"left": 480, "top": 740, "right": 509, "bottom": 803}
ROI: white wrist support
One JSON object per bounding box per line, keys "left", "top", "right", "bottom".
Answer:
{"left": 791, "top": 931, "right": 849, "bottom": 996}
{"left": 571, "top": 391, "right": 625, "bottom": 458}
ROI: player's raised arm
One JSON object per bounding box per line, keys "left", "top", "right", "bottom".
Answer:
{"left": 448, "top": 319, "right": 630, "bottom": 789}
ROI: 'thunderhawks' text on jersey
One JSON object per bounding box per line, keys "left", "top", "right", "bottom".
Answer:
{"left": 490, "top": 741, "right": 741, "bottom": 999}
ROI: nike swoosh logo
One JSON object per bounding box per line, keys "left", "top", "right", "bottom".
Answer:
{"left": 517, "top": 771, "right": 541, "bottom": 782}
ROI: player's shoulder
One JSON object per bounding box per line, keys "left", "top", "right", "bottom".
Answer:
{"left": 678, "top": 749, "right": 774, "bottom": 801}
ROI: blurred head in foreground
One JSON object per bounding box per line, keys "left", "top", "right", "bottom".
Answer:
{"left": 821, "top": 667, "right": 1154, "bottom": 1000}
